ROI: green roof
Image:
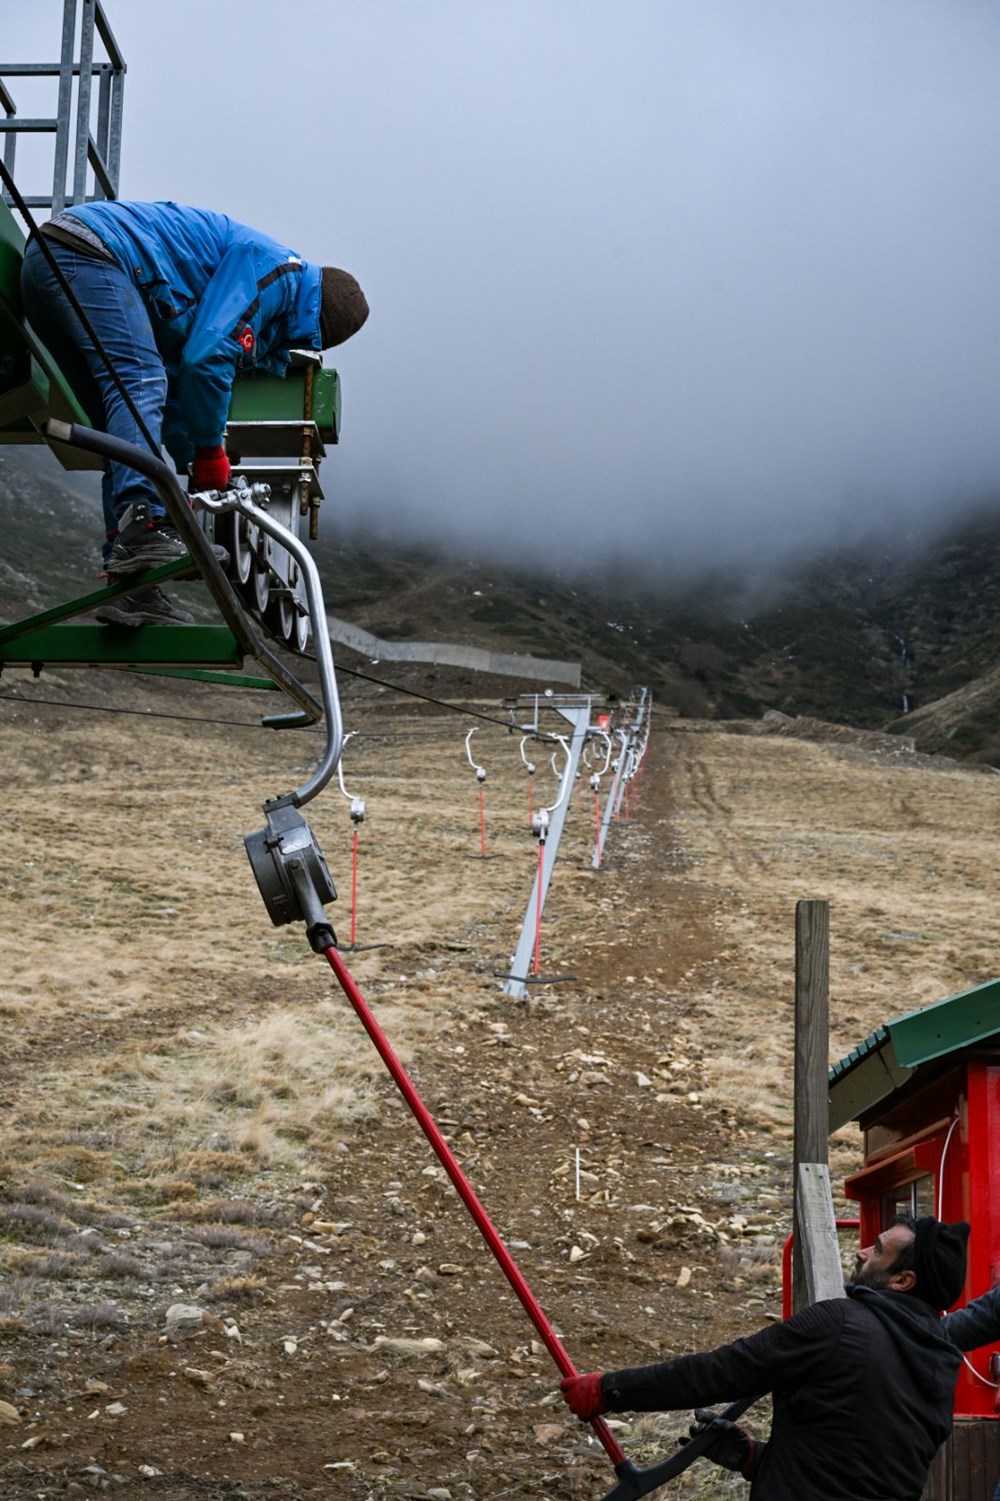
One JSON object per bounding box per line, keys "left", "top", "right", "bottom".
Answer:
{"left": 828, "top": 976, "right": 1000, "bottom": 1130}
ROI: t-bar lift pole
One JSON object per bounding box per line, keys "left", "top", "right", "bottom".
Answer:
{"left": 503, "top": 697, "right": 592, "bottom": 998}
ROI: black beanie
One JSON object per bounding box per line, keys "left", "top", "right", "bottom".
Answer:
{"left": 912, "top": 1217, "right": 970, "bottom": 1310}
{"left": 319, "top": 267, "right": 369, "bottom": 348}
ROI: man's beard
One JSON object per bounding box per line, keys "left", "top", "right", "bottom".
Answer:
{"left": 846, "top": 1263, "right": 895, "bottom": 1292}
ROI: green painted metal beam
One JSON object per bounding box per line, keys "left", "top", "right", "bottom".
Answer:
{"left": 129, "top": 667, "right": 278, "bottom": 689}
{"left": 228, "top": 364, "right": 340, "bottom": 443}
{"left": 0, "top": 559, "right": 199, "bottom": 645}
{"left": 0, "top": 624, "right": 244, "bottom": 668}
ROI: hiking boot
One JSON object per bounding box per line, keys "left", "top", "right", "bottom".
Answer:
{"left": 95, "top": 585, "right": 196, "bottom": 627}
{"left": 104, "top": 499, "right": 228, "bottom": 576}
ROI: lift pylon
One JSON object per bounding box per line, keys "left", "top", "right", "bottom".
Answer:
{"left": 502, "top": 695, "right": 593, "bottom": 999}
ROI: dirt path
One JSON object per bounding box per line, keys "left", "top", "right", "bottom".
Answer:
{"left": 0, "top": 680, "right": 997, "bottom": 1499}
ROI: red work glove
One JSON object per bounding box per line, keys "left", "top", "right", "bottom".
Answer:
{"left": 559, "top": 1372, "right": 608, "bottom": 1421}
{"left": 192, "top": 444, "right": 231, "bottom": 491}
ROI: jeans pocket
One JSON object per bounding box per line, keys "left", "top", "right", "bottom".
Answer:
{"left": 28, "top": 240, "right": 80, "bottom": 288}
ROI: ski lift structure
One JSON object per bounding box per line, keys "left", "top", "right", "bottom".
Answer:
{"left": 0, "top": 0, "right": 125, "bottom": 214}
{"left": 588, "top": 727, "right": 613, "bottom": 868}
{"left": 464, "top": 726, "right": 497, "bottom": 858}
{"left": 500, "top": 690, "right": 652, "bottom": 999}
{"left": 594, "top": 687, "right": 651, "bottom": 866}
{"left": 336, "top": 731, "right": 380, "bottom": 952}
{"left": 519, "top": 732, "right": 536, "bottom": 828}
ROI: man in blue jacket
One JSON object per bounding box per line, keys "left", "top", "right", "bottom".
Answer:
{"left": 21, "top": 200, "right": 368, "bottom": 624}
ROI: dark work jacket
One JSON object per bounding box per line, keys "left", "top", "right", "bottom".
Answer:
{"left": 601, "top": 1287, "right": 962, "bottom": 1501}
{"left": 944, "top": 1283, "right": 1000, "bottom": 1351}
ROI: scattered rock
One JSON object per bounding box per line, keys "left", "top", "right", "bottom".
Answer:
{"left": 372, "top": 1336, "right": 446, "bottom": 1355}
{"left": 417, "top": 1378, "right": 451, "bottom": 1398}
{"left": 533, "top": 1422, "right": 565, "bottom": 1446}
{"left": 164, "top": 1304, "right": 217, "bottom": 1342}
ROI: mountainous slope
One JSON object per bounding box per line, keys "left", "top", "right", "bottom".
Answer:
{"left": 2, "top": 444, "right": 999, "bottom": 761}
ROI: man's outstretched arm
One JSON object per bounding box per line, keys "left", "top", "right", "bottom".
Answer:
{"left": 944, "top": 1285, "right": 1000, "bottom": 1351}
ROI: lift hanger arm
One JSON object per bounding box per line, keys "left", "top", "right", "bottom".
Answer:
{"left": 42, "top": 420, "right": 342, "bottom": 809}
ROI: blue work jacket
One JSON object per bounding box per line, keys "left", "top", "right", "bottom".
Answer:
{"left": 65, "top": 200, "right": 323, "bottom": 460}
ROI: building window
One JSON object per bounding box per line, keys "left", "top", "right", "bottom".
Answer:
{"left": 882, "top": 1174, "right": 934, "bottom": 1223}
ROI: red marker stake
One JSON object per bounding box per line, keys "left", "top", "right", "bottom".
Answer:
{"left": 350, "top": 827, "right": 359, "bottom": 947}
{"left": 532, "top": 840, "right": 544, "bottom": 975}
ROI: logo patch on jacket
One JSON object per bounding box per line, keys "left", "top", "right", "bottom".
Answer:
{"left": 238, "top": 324, "right": 255, "bottom": 357}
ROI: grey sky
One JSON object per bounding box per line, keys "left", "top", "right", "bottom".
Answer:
{"left": 6, "top": 2, "right": 1000, "bottom": 575}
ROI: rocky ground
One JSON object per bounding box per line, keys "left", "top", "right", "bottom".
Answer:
{"left": 0, "top": 667, "right": 998, "bottom": 1499}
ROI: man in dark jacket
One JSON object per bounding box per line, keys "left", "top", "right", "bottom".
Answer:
{"left": 943, "top": 1283, "right": 1000, "bottom": 1501}
{"left": 21, "top": 200, "right": 368, "bottom": 624}
{"left": 560, "top": 1215, "right": 969, "bottom": 1501}
{"left": 944, "top": 1281, "right": 1000, "bottom": 1352}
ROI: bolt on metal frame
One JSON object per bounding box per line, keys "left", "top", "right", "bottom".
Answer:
{"left": 0, "top": 0, "right": 126, "bottom": 213}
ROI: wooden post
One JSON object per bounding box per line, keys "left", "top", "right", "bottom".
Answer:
{"left": 792, "top": 900, "right": 843, "bottom": 1310}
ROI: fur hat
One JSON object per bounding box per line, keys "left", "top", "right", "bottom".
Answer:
{"left": 912, "top": 1217, "right": 970, "bottom": 1310}
{"left": 320, "top": 268, "right": 369, "bottom": 348}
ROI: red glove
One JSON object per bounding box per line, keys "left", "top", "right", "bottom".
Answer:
{"left": 559, "top": 1372, "right": 608, "bottom": 1421}
{"left": 192, "top": 444, "right": 231, "bottom": 491}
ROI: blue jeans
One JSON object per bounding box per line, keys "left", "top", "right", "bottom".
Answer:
{"left": 21, "top": 237, "right": 169, "bottom": 560}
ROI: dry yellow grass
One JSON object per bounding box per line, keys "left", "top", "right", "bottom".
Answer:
{"left": 3, "top": 689, "right": 996, "bottom": 1197}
